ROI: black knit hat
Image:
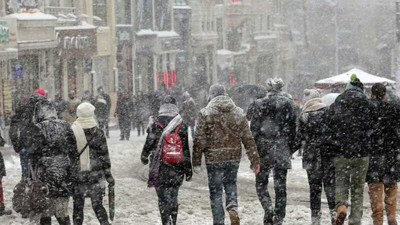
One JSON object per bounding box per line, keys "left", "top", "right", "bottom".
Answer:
{"left": 371, "top": 83, "right": 386, "bottom": 100}
{"left": 163, "top": 95, "right": 177, "bottom": 105}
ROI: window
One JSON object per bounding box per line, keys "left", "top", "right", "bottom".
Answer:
{"left": 93, "top": 0, "right": 108, "bottom": 26}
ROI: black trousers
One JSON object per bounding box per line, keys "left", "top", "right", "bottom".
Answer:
{"left": 119, "top": 116, "right": 131, "bottom": 140}
{"left": 98, "top": 118, "right": 109, "bottom": 137}
{"left": 156, "top": 186, "right": 180, "bottom": 225}
{"left": 73, "top": 184, "right": 110, "bottom": 225}
{"left": 306, "top": 157, "right": 336, "bottom": 218}
{"left": 256, "top": 167, "right": 288, "bottom": 225}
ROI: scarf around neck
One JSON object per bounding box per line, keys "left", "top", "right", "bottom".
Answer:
{"left": 71, "top": 117, "right": 98, "bottom": 171}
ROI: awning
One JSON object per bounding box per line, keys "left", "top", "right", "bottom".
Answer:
{"left": 315, "top": 68, "right": 395, "bottom": 89}
{"left": 0, "top": 48, "right": 17, "bottom": 60}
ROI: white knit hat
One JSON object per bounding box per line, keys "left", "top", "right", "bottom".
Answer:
{"left": 77, "top": 102, "right": 95, "bottom": 118}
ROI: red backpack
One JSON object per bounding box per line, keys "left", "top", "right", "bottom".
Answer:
{"left": 156, "top": 121, "right": 184, "bottom": 164}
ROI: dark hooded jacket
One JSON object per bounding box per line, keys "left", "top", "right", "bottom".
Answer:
{"left": 250, "top": 91, "right": 297, "bottom": 169}
{"left": 9, "top": 94, "right": 47, "bottom": 153}
{"left": 328, "top": 87, "right": 376, "bottom": 158}
{"left": 30, "top": 101, "right": 77, "bottom": 197}
{"left": 141, "top": 105, "right": 192, "bottom": 187}
{"left": 366, "top": 98, "right": 400, "bottom": 184}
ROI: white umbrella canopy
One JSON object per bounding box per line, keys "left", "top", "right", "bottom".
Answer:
{"left": 315, "top": 68, "right": 395, "bottom": 89}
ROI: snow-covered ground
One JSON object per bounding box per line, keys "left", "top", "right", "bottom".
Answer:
{"left": 0, "top": 130, "right": 397, "bottom": 224}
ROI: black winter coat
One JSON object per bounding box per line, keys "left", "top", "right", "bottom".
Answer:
{"left": 116, "top": 96, "right": 133, "bottom": 118}
{"left": 74, "top": 127, "right": 112, "bottom": 185}
{"left": 328, "top": 87, "right": 376, "bottom": 158}
{"left": 31, "top": 118, "right": 77, "bottom": 197}
{"left": 366, "top": 98, "right": 400, "bottom": 184}
{"left": 141, "top": 115, "right": 192, "bottom": 187}
{"left": 250, "top": 92, "right": 297, "bottom": 168}
{"left": 296, "top": 108, "right": 336, "bottom": 171}
{"left": 9, "top": 94, "right": 47, "bottom": 153}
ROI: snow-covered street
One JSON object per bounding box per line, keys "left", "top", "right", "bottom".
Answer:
{"left": 0, "top": 130, "right": 396, "bottom": 225}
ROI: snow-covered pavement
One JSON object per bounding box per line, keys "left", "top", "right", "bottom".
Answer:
{"left": 0, "top": 130, "right": 396, "bottom": 224}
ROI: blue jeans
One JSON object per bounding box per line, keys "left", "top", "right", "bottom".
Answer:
{"left": 20, "top": 149, "right": 29, "bottom": 180}
{"left": 206, "top": 162, "right": 240, "bottom": 225}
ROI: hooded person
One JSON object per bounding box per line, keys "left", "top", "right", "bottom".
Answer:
{"left": 366, "top": 83, "right": 400, "bottom": 225}
{"left": 193, "top": 84, "right": 260, "bottom": 225}
{"left": 250, "top": 78, "right": 297, "bottom": 225}
{"left": 141, "top": 96, "right": 192, "bottom": 225}
{"left": 29, "top": 99, "right": 76, "bottom": 225}
{"left": 328, "top": 75, "right": 376, "bottom": 225}
{"left": 295, "top": 94, "right": 337, "bottom": 225}
{"left": 71, "top": 102, "right": 114, "bottom": 225}
{"left": 179, "top": 91, "right": 197, "bottom": 137}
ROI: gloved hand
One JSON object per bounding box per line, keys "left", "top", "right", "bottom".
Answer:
{"left": 185, "top": 170, "right": 193, "bottom": 182}
{"left": 141, "top": 155, "right": 149, "bottom": 165}
{"left": 105, "top": 174, "right": 115, "bottom": 187}
{"left": 193, "top": 166, "right": 201, "bottom": 174}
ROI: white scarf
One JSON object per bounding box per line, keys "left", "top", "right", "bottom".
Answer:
{"left": 71, "top": 116, "right": 98, "bottom": 171}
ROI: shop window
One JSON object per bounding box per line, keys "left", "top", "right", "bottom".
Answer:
{"left": 93, "top": 0, "right": 108, "bottom": 26}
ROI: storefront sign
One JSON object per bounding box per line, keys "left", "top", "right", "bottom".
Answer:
{"left": 56, "top": 27, "right": 97, "bottom": 58}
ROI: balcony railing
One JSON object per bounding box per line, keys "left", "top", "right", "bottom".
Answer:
{"left": 44, "top": 6, "right": 76, "bottom": 17}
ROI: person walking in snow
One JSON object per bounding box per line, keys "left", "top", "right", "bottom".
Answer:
{"left": 250, "top": 78, "right": 297, "bottom": 225}
{"left": 95, "top": 95, "right": 110, "bottom": 138}
{"left": 179, "top": 91, "right": 197, "bottom": 137}
{"left": 366, "top": 83, "right": 400, "bottom": 225}
{"left": 115, "top": 91, "right": 134, "bottom": 141}
{"left": 193, "top": 84, "right": 260, "bottom": 225}
{"left": 65, "top": 91, "right": 81, "bottom": 124}
{"left": 141, "top": 96, "right": 192, "bottom": 225}
{"left": 53, "top": 94, "right": 67, "bottom": 120}
{"left": 30, "top": 98, "right": 77, "bottom": 225}
{"left": 71, "top": 102, "right": 114, "bottom": 225}
{"left": 327, "top": 75, "right": 376, "bottom": 225}
{"left": 295, "top": 89, "right": 336, "bottom": 225}
{"left": 96, "top": 87, "right": 111, "bottom": 138}
{"left": 9, "top": 89, "right": 49, "bottom": 180}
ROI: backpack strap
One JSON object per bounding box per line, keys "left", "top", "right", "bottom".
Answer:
{"left": 174, "top": 122, "right": 183, "bottom": 135}
{"left": 155, "top": 119, "right": 164, "bottom": 129}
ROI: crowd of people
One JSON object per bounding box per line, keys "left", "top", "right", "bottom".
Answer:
{"left": 0, "top": 73, "right": 398, "bottom": 225}
{"left": 141, "top": 75, "right": 400, "bottom": 225}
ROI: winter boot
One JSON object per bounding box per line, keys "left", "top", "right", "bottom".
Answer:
{"left": 0, "top": 204, "right": 12, "bottom": 216}
{"left": 263, "top": 211, "right": 273, "bottom": 225}
{"left": 385, "top": 183, "right": 398, "bottom": 225}
{"left": 40, "top": 217, "right": 52, "bottom": 225}
{"left": 369, "top": 183, "right": 384, "bottom": 225}
{"left": 228, "top": 208, "right": 240, "bottom": 225}
{"left": 335, "top": 205, "right": 347, "bottom": 225}
{"left": 330, "top": 209, "right": 337, "bottom": 225}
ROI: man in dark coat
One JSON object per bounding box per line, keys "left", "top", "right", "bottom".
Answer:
{"left": 141, "top": 96, "right": 192, "bottom": 225}
{"left": 179, "top": 91, "right": 197, "bottom": 137}
{"left": 114, "top": 92, "right": 133, "bottom": 141}
{"left": 71, "top": 102, "right": 114, "bottom": 225}
{"left": 328, "top": 76, "right": 376, "bottom": 225}
{"left": 30, "top": 98, "right": 77, "bottom": 225}
{"left": 250, "top": 78, "right": 296, "bottom": 225}
{"left": 96, "top": 87, "right": 111, "bottom": 137}
{"left": 366, "top": 83, "right": 400, "bottom": 225}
